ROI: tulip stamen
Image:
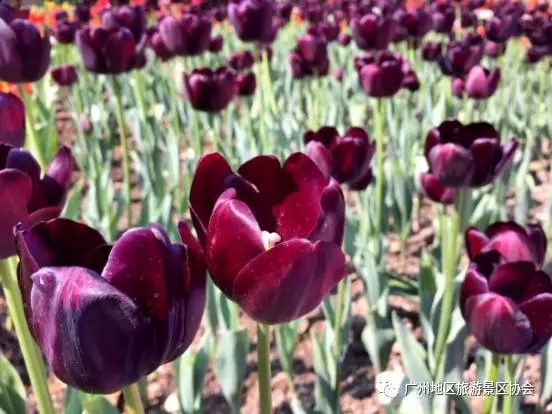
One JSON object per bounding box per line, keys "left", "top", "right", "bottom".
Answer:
{"left": 262, "top": 231, "right": 281, "bottom": 250}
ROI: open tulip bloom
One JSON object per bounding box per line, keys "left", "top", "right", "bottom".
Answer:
{"left": 15, "top": 218, "right": 206, "bottom": 394}
{"left": 189, "top": 152, "right": 346, "bottom": 324}
{"left": 0, "top": 92, "right": 25, "bottom": 147}
{"left": 461, "top": 222, "right": 552, "bottom": 354}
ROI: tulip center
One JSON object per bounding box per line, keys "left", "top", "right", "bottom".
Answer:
{"left": 262, "top": 231, "right": 281, "bottom": 250}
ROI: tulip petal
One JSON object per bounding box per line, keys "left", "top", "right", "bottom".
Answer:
{"left": 488, "top": 262, "right": 552, "bottom": 304}
{"left": 459, "top": 265, "right": 489, "bottom": 318}
{"left": 519, "top": 294, "right": 552, "bottom": 352}
{"left": 0, "top": 92, "right": 25, "bottom": 147}
{"left": 0, "top": 19, "right": 23, "bottom": 83}
{"left": 465, "top": 226, "right": 490, "bottom": 260}
{"left": 30, "top": 266, "right": 159, "bottom": 394}
{"left": 526, "top": 224, "right": 547, "bottom": 266}
{"left": 42, "top": 146, "right": 72, "bottom": 207}
{"left": 304, "top": 141, "right": 334, "bottom": 180}
{"left": 189, "top": 152, "right": 232, "bottom": 242}
{"left": 0, "top": 169, "right": 31, "bottom": 259}
{"left": 493, "top": 138, "right": 519, "bottom": 178}
{"left": 233, "top": 239, "right": 346, "bottom": 324}
{"left": 424, "top": 128, "right": 441, "bottom": 159}
{"left": 205, "top": 189, "right": 264, "bottom": 298}
{"left": 484, "top": 221, "right": 539, "bottom": 263}
{"left": 464, "top": 292, "right": 532, "bottom": 354}
{"left": 307, "top": 179, "right": 345, "bottom": 245}
{"left": 104, "top": 27, "right": 135, "bottom": 73}
{"left": 419, "top": 173, "right": 456, "bottom": 205}
{"left": 469, "top": 138, "right": 502, "bottom": 186}
{"left": 428, "top": 142, "right": 474, "bottom": 187}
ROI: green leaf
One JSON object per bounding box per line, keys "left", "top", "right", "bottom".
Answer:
{"left": 274, "top": 320, "right": 300, "bottom": 382}
{"left": 63, "top": 387, "right": 84, "bottom": 414}
{"left": 0, "top": 352, "right": 26, "bottom": 414}
{"left": 310, "top": 327, "right": 335, "bottom": 414}
{"left": 82, "top": 395, "right": 118, "bottom": 414}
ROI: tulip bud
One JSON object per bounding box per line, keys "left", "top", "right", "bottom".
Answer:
{"left": 102, "top": 5, "right": 147, "bottom": 44}
{"left": 208, "top": 34, "right": 223, "bottom": 53}
{"left": 351, "top": 13, "right": 396, "bottom": 51}
{"left": 159, "top": 14, "right": 212, "bottom": 57}
{"left": 0, "top": 19, "right": 51, "bottom": 83}
{"left": 183, "top": 67, "right": 238, "bottom": 113}
{"left": 421, "top": 41, "right": 441, "bottom": 61}
{"left": 228, "top": 50, "right": 254, "bottom": 71}
{"left": 51, "top": 64, "right": 78, "bottom": 87}
{"left": 52, "top": 19, "right": 79, "bottom": 44}
{"left": 357, "top": 50, "right": 404, "bottom": 98}
{"left": 0, "top": 92, "right": 25, "bottom": 147}
{"left": 451, "top": 77, "right": 465, "bottom": 98}
{"left": 337, "top": 32, "right": 351, "bottom": 46}
{"left": 237, "top": 72, "right": 256, "bottom": 96}
{"left": 228, "top": 0, "right": 275, "bottom": 43}
{"left": 464, "top": 65, "right": 500, "bottom": 100}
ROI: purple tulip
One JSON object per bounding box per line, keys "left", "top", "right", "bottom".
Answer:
{"left": 451, "top": 77, "right": 465, "bottom": 98}
{"left": 74, "top": 4, "right": 91, "bottom": 24}
{"left": 420, "top": 120, "right": 518, "bottom": 203}
{"left": 183, "top": 67, "right": 238, "bottom": 113}
{"left": 288, "top": 27, "right": 329, "bottom": 79}
{"left": 461, "top": 10, "right": 477, "bottom": 28}
{"left": 51, "top": 64, "right": 78, "bottom": 87}
{"left": 438, "top": 40, "right": 483, "bottom": 77}
{"left": 304, "top": 126, "right": 375, "bottom": 190}
{"left": 395, "top": 7, "right": 433, "bottom": 39}
{"left": 228, "top": 50, "right": 255, "bottom": 71}
{"left": 0, "top": 19, "right": 51, "bottom": 83}
{"left": 337, "top": 32, "right": 351, "bottom": 46}
{"left": 485, "top": 16, "right": 515, "bottom": 43}
{"left": 0, "top": 4, "right": 29, "bottom": 23}
{"left": 52, "top": 19, "right": 79, "bottom": 44}
{"left": 320, "top": 21, "right": 340, "bottom": 42}
{"left": 431, "top": 2, "right": 455, "bottom": 34}
{"left": 237, "top": 71, "right": 256, "bottom": 96}
{"left": 351, "top": 13, "right": 396, "bottom": 51}
{"left": 421, "top": 41, "right": 441, "bottom": 61}
{"left": 484, "top": 41, "right": 507, "bottom": 58}
{"left": 228, "top": 0, "right": 275, "bottom": 43}
{"left": 0, "top": 93, "right": 25, "bottom": 147}
{"left": 76, "top": 26, "right": 140, "bottom": 74}
{"left": 158, "top": 14, "right": 212, "bottom": 57}
{"left": 464, "top": 65, "right": 501, "bottom": 100}
{"left": 102, "top": 5, "right": 147, "bottom": 44}
{"left": 147, "top": 27, "right": 174, "bottom": 61}
{"left": 15, "top": 218, "right": 206, "bottom": 393}
{"left": 460, "top": 222, "right": 552, "bottom": 354}
{"left": 209, "top": 34, "right": 223, "bottom": 53}
{"left": 0, "top": 145, "right": 73, "bottom": 259}
{"left": 276, "top": 2, "right": 293, "bottom": 21}
{"left": 356, "top": 50, "right": 405, "bottom": 98}
{"left": 188, "top": 152, "right": 346, "bottom": 324}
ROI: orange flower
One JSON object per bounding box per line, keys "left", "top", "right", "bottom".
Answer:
{"left": 0, "top": 82, "right": 31, "bottom": 96}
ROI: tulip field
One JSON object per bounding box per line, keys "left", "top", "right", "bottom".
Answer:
{"left": 2, "top": 0, "right": 552, "bottom": 413}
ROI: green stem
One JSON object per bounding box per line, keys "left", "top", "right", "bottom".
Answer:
{"left": 432, "top": 189, "right": 467, "bottom": 378}
{"left": 261, "top": 49, "right": 277, "bottom": 115}
{"left": 109, "top": 76, "right": 133, "bottom": 227}
{"left": 256, "top": 323, "right": 272, "bottom": 414}
{"left": 0, "top": 257, "right": 55, "bottom": 414}
{"left": 482, "top": 352, "right": 500, "bottom": 414}
{"left": 18, "top": 85, "right": 45, "bottom": 169}
{"left": 255, "top": 59, "right": 270, "bottom": 153}
{"left": 333, "top": 279, "right": 346, "bottom": 407}
{"left": 373, "top": 98, "right": 384, "bottom": 240}
{"left": 122, "top": 382, "right": 145, "bottom": 414}
{"left": 503, "top": 355, "right": 514, "bottom": 414}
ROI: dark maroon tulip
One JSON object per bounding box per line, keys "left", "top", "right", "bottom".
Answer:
{"left": 0, "top": 3, "right": 29, "bottom": 23}
{"left": 484, "top": 41, "right": 507, "bottom": 58}
{"left": 525, "top": 46, "right": 549, "bottom": 64}
{"left": 395, "top": 7, "right": 433, "bottom": 39}
{"left": 438, "top": 41, "right": 483, "bottom": 77}
{"left": 464, "top": 65, "right": 500, "bottom": 100}
{"left": 0, "top": 93, "right": 24, "bottom": 147}
{"left": 75, "top": 4, "right": 91, "bottom": 24}
{"left": 431, "top": 2, "right": 455, "bottom": 34}
{"left": 460, "top": 222, "right": 552, "bottom": 354}
{"left": 485, "top": 16, "right": 515, "bottom": 43}
{"left": 188, "top": 152, "right": 346, "bottom": 324}
{"left": 148, "top": 29, "right": 174, "bottom": 61}
{"left": 351, "top": 13, "right": 396, "bottom": 51}
{"left": 0, "top": 145, "right": 73, "bottom": 259}
{"left": 184, "top": 67, "right": 238, "bottom": 113}
{"left": 288, "top": 27, "right": 329, "bottom": 79}
{"left": 228, "top": 50, "right": 254, "bottom": 71}
{"left": 423, "top": 120, "right": 518, "bottom": 190}
{"left": 451, "top": 77, "right": 465, "bottom": 98}
{"left": 237, "top": 71, "right": 256, "bottom": 96}
{"left": 76, "top": 26, "right": 138, "bottom": 74}
{"left": 320, "top": 21, "right": 340, "bottom": 42}
{"left": 211, "top": 7, "right": 227, "bottom": 22}
{"left": 52, "top": 19, "right": 79, "bottom": 44}
{"left": 465, "top": 222, "right": 546, "bottom": 266}
{"left": 51, "top": 64, "right": 78, "bottom": 87}
{"left": 159, "top": 14, "right": 212, "bottom": 57}
{"left": 402, "top": 69, "right": 419, "bottom": 92}
{"left": 422, "top": 41, "right": 441, "bottom": 61}
{"left": 0, "top": 19, "right": 51, "bottom": 84}
{"left": 418, "top": 173, "right": 456, "bottom": 205}
{"left": 304, "top": 127, "right": 375, "bottom": 191}
{"left": 337, "top": 32, "right": 351, "bottom": 46}
{"left": 209, "top": 34, "right": 223, "bottom": 53}
{"left": 228, "top": 0, "right": 274, "bottom": 43}
{"left": 102, "top": 5, "right": 146, "bottom": 44}
{"left": 356, "top": 50, "right": 405, "bottom": 98}
{"left": 461, "top": 10, "right": 476, "bottom": 28}
{"left": 15, "top": 218, "right": 206, "bottom": 393}
{"left": 276, "top": 1, "right": 293, "bottom": 21}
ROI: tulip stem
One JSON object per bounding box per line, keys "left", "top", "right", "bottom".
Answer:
{"left": 109, "top": 75, "right": 133, "bottom": 228}
{"left": 502, "top": 355, "right": 514, "bottom": 414}
{"left": 482, "top": 352, "right": 500, "bottom": 414}
{"left": 373, "top": 98, "right": 385, "bottom": 244}
{"left": 256, "top": 323, "right": 272, "bottom": 414}
{"left": 254, "top": 57, "right": 270, "bottom": 153}
{"left": 333, "top": 278, "right": 346, "bottom": 409}
{"left": 18, "top": 85, "right": 46, "bottom": 170}
{"left": 0, "top": 256, "right": 55, "bottom": 414}
{"left": 261, "top": 48, "right": 277, "bottom": 115}
{"left": 122, "top": 382, "right": 145, "bottom": 414}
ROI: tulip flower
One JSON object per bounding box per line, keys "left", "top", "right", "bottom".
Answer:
{"left": 394, "top": 7, "right": 433, "bottom": 39}
{"left": 0, "top": 3, "right": 28, "bottom": 22}
{"left": 337, "top": 32, "right": 351, "bottom": 46}
{"left": 0, "top": 19, "right": 51, "bottom": 83}
{"left": 460, "top": 222, "right": 552, "bottom": 354}
{"left": 451, "top": 77, "right": 465, "bottom": 98}
{"left": 431, "top": 2, "right": 454, "bottom": 34}
{"left": 52, "top": 19, "right": 79, "bottom": 44}
{"left": 15, "top": 218, "right": 206, "bottom": 393}
{"left": 421, "top": 41, "right": 441, "bottom": 61}
{"left": 208, "top": 34, "right": 223, "bottom": 53}
{"left": 355, "top": 50, "right": 405, "bottom": 98}
{"left": 0, "top": 145, "right": 73, "bottom": 259}
{"left": 0, "top": 92, "right": 25, "bottom": 147}
{"left": 351, "top": 13, "right": 396, "bottom": 51}
{"left": 276, "top": 2, "right": 293, "bottom": 21}
{"left": 461, "top": 10, "right": 476, "bottom": 28}
{"left": 304, "top": 126, "right": 375, "bottom": 190}
{"left": 484, "top": 41, "right": 507, "bottom": 58}
{"left": 420, "top": 120, "right": 518, "bottom": 204}
{"left": 184, "top": 67, "right": 238, "bottom": 113}
{"left": 228, "top": 50, "right": 255, "bottom": 71}
{"left": 438, "top": 40, "right": 483, "bottom": 77}
{"left": 484, "top": 16, "right": 515, "bottom": 44}
{"left": 102, "top": 5, "right": 147, "bottom": 44}
{"left": 211, "top": 7, "right": 227, "bottom": 22}
{"left": 288, "top": 27, "right": 329, "bottom": 79}
{"left": 158, "top": 14, "right": 212, "bottom": 57}
{"left": 464, "top": 65, "right": 501, "bottom": 100}
{"left": 75, "top": 4, "right": 91, "bottom": 24}
{"left": 51, "top": 64, "right": 78, "bottom": 87}
{"left": 147, "top": 27, "right": 174, "bottom": 61}
{"left": 76, "top": 26, "right": 141, "bottom": 74}
{"left": 228, "top": 0, "right": 275, "bottom": 43}
{"left": 188, "top": 152, "right": 346, "bottom": 324}
{"left": 237, "top": 72, "right": 256, "bottom": 96}
{"left": 320, "top": 21, "right": 340, "bottom": 42}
